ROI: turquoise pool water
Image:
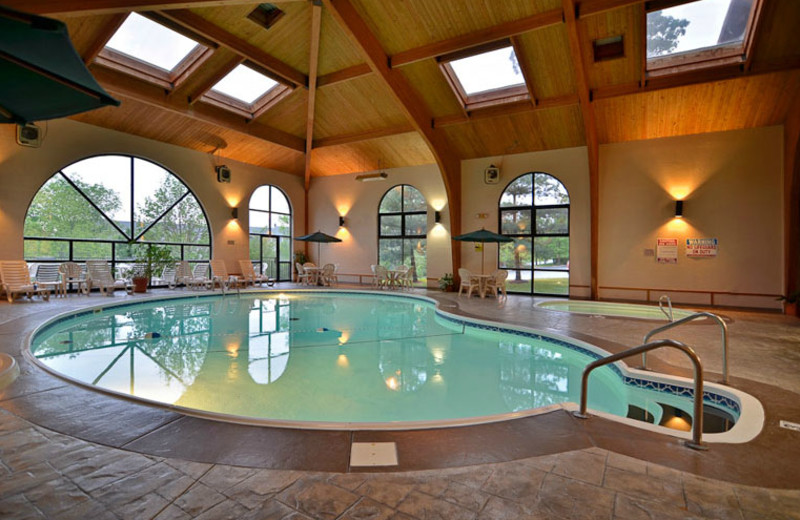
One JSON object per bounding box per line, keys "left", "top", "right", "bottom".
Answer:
{"left": 30, "top": 292, "right": 737, "bottom": 428}
{"left": 537, "top": 300, "right": 696, "bottom": 320}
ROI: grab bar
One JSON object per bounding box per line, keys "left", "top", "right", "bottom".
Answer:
{"left": 573, "top": 339, "right": 707, "bottom": 450}
{"left": 658, "top": 295, "right": 674, "bottom": 321}
{"left": 642, "top": 312, "right": 728, "bottom": 384}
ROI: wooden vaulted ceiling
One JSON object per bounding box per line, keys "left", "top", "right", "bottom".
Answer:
{"left": 8, "top": 0, "right": 800, "bottom": 178}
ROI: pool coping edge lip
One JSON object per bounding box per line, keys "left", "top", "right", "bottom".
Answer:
{"left": 23, "top": 288, "right": 763, "bottom": 442}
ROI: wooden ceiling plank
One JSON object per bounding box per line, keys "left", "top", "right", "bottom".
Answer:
{"left": 564, "top": 0, "right": 600, "bottom": 300}
{"left": 157, "top": 9, "right": 308, "bottom": 89}
{"left": 82, "top": 13, "right": 128, "bottom": 65}
{"left": 2, "top": 0, "right": 276, "bottom": 16}
{"left": 92, "top": 66, "right": 306, "bottom": 152}
{"left": 324, "top": 0, "right": 463, "bottom": 264}
{"left": 317, "top": 63, "right": 371, "bottom": 87}
{"left": 186, "top": 56, "right": 245, "bottom": 104}
{"left": 577, "top": 0, "right": 645, "bottom": 18}
{"left": 305, "top": 1, "right": 323, "bottom": 191}
{"left": 433, "top": 94, "right": 579, "bottom": 128}
{"left": 313, "top": 124, "right": 415, "bottom": 148}
{"left": 390, "top": 9, "right": 563, "bottom": 68}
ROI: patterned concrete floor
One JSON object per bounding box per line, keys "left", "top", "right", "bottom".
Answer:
{"left": 1, "top": 284, "right": 799, "bottom": 519}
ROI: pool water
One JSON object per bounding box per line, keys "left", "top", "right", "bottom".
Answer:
{"left": 30, "top": 292, "right": 736, "bottom": 428}
{"left": 537, "top": 300, "right": 696, "bottom": 320}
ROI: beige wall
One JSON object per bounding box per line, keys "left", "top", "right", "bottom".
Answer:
{"left": 599, "top": 126, "right": 784, "bottom": 308}
{"left": 0, "top": 119, "right": 305, "bottom": 270}
{"left": 461, "top": 147, "right": 592, "bottom": 297}
{"left": 307, "top": 164, "right": 451, "bottom": 285}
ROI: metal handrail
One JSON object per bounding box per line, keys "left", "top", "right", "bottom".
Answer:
{"left": 658, "top": 294, "right": 674, "bottom": 321}
{"left": 642, "top": 312, "right": 728, "bottom": 384}
{"left": 573, "top": 339, "right": 707, "bottom": 450}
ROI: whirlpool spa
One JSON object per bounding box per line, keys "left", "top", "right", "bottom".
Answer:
{"left": 28, "top": 291, "right": 762, "bottom": 441}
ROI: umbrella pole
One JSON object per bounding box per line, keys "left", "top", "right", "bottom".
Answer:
{"left": 481, "top": 244, "right": 485, "bottom": 275}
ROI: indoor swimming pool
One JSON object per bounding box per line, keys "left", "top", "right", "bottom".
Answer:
{"left": 28, "top": 291, "right": 754, "bottom": 437}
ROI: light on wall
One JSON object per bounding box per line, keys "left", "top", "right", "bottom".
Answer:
{"left": 339, "top": 215, "right": 345, "bottom": 227}
{"left": 231, "top": 207, "right": 239, "bottom": 220}
{"left": 355, "top": 172, "right": 388, "bottom": 182}
{"left": 675, "top": 200, "right": 684, "bottom": 219}
{"left": 434, "top": 210, "right": 441, "bottom": 224}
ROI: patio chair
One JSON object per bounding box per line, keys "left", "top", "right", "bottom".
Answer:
{"left": 399, "top": 266, "right": 415, "bottom": 291}
{"left": 295, "top": 262, "right": 311, "bottom": 285}
{"left": 240, "top": 259, "right": 275, "bottom": 287}
{"left": 374, "top": 265, "right": 390, "bottom": 290}
{"left": 458, "top": 268, "right": 481, "bottom": 297}
{"left": 35, "top": 263, "right": 65, "bottom": 297}
{"left": 320, "top": 263, "right": 336, "bottom": 286}
{"left": 484, "top": 269, "right": 509, "bottom": 298}
{"left": 86, "top": 260, "right": 131, "bottom": 296}
{"left": 0, "top": 260, "right": 51, "bottom": 303}
{"left": 59, "top": 262, "right": 87, "bottom": 295}
{"left": 187, "top": 262, "right": 212, "bottom": 290}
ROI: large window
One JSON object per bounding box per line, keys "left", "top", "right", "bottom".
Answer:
{"left": 24, "top": 155, "right": 211, "bottom": 279}
{"left": 498, "top": 173, "right": 569, "bottom": 296}
{"left": 249, "top": 185, "right": 292, "bottom": 281}
{"left": 378, "top": 184, "right": 427, "bottom": 283}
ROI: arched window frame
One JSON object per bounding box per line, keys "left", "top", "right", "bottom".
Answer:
{"left": 497, "top": 172, "right": 570, "bottom": 296}
{"left": 377, "top": 184, "right": 427, "bottom": 281}
{"left": 23, "top": 154, "right": 212, "bottom": 282}
{"left": 248, "top": 185, "right": 292, "bottom": 281}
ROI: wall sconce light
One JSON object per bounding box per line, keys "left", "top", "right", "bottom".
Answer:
{"left": 231, "top": 207, "right": 238, "bottom": 220}
{"left": 339, "top": 216, "right": 345, "bottom": 227}
{"left": 675, "top": 200, "right": 683, "bottom": 219}
{"left": 434, "top": 210, "right": 441, "bottom": 224}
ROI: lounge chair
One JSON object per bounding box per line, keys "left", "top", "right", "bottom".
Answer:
{"left": 0, "top": 260, "right": 51, "bottom": 303}
{"left": 239, "top": 259, "right": 275, "bottom": 287}
{"left": 172, "top": 261, "right": 193, "bottom": 289}
{"left": 86, "top": 260, "right": 131, "bottom": 296}
{"left": 210, "top": 259, "right": 244, "bottom": 290}
{"left": 35, "top": 263, "right": 65, "bottom": 297}
{"left": 187, "top": 262, "right": 212, "bottom": 290}
{"left": 458, "top": 268, "right": 481, "bottom": 297}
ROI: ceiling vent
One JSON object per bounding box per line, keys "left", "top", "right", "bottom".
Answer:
{"left": 593, "top": 35, "right": 624, "bottom": 62}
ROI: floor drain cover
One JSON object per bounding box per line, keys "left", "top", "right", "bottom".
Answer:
{"left": 350, "top": 442, "right": 398, "bottom": 467}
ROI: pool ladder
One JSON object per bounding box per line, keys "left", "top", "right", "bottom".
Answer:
{"left": 573, "top": 339, "right": 708, "bottom": 450}
{"left": 658, "top": 294, "right": 674, "bottom": 321}
{"left": 642, "top": 311, "right": 729, "bottom": 384}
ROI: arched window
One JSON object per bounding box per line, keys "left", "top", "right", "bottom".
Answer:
{"left": 498, "top": 172, "right": 569, "bottom": 295}
{"left": 378, "top": 184, "right": 427, "bottom": 282}
{"left": 249, "top": 185, "right": 292, "bottom": 281}
{"left": 24, "top": 155, "right": 210, "bottom": 278}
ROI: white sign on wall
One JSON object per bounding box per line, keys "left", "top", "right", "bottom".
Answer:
{"left": 657, "top": 238, "right": 678, "bottom": 264}
{"left": 686, "top": 238, "right": 718, "bottom": 257}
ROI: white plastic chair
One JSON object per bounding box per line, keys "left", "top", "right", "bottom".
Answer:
{"left": 59, "top": 262, "right": 86, "bottom": 294}
{"left": 484, "top": 269, "right": 509, "bottom": 298}
{"left": 0, "top": 260, "right": 51, "bottom": 303}
{"left": 239, "top": 259, "right": 274, "bottom": 287}
{"left": 458, "top": 268, "right": 481, "bottom": 297}
{"left": 188, "top": 262, "right": 211, "bottom": 290}
{"left": 374, "top": 265, "right": 390, "bottom": 289}
{"left": 295, "top": 262, "right": 310, "bottom": 285}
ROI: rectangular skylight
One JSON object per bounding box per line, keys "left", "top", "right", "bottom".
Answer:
{"left": 449, "top": 46, "right": 525, "bottom": 96}
{"left": 210, "top": 64, "right": 279, "bottom": 104}
{"left": 646, "top": 0, "right": 753, "bottom": 59}
{"left": 105, "top": 13, "right": 200, "bottom": 72}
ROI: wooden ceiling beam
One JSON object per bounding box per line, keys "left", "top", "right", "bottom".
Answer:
{"left": 390, "top": 9, "right": 563, "bottom": 68}
{"left": 324, "top": 0, "right": 464, "bottom": 268}
{"left": 185, "top": 55, "right": 244, "bottom": 105}
{"left": 510, "top": 36, "right": 540, "bottom": 105}
{"left": 576, "top": 0, "right": 646, "bottom": 18}
{"left": 91, "top": 66, "right": 306, "bottom": 152}
{"left": 433, "top": 94, "right": 579, "bottom": 128}
{"left": 564, "top": 0, "right": 600, "bottom": 300}
{"left": 157, "top": 9, "right": 308, "bottom": 89}
{"left": 304, "top": 2, "right": 322, "bottom": 192}
{"left": 312, "top": 124, "right": 415, "bottom": 148}
{"left": 81, "top": 13, "right": 128, "bottom": 65}
{"left": 317, "top": 63, "right": 372, "bottom": 87}
{"left": 1, "top": 0, "right": 273, "bottom": 16}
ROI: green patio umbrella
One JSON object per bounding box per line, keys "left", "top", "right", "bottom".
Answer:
{"left": 0, "top": 6, "right": 120, "bottom": 124}
{"left": 453, "top": 228, "right": 513, "bottom": 274}
{"left": 296, "top": 231, "right": 342, "bottom": 265}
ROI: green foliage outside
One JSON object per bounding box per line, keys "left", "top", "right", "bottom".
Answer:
{"left": 646, "top": 12, "right": 690, "bottom": 57}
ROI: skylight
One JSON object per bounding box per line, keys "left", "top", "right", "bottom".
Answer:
{"left": 210, "top": 64, "right": 278, "bottom": 104}
{"left": 105, "top": 13, "right": 200, "bottom": 72}
{"left": 646, "top": 0, "right": 756, "bottom": 68}
{"left": 449, "top": 46, "right": 525, "bottom": 95}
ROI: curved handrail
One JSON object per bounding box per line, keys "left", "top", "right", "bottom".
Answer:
{"left": 658, "top": 294, "right": 674, "bottom": 322}
{"left": 642, "top": 312, "right": 728, "bottom": 384}
{"left": 573, "top": 339, "right": 707, "bottom": 450}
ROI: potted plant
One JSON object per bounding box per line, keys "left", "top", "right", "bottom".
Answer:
{"left": 438, "top": 272, "right": 454, "bottom": 292}
{"left": 127, "top": 243, "right": 175, "bottom": 293}
{"left": 777, "top": 290, "right": 800, "bottom": 317}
